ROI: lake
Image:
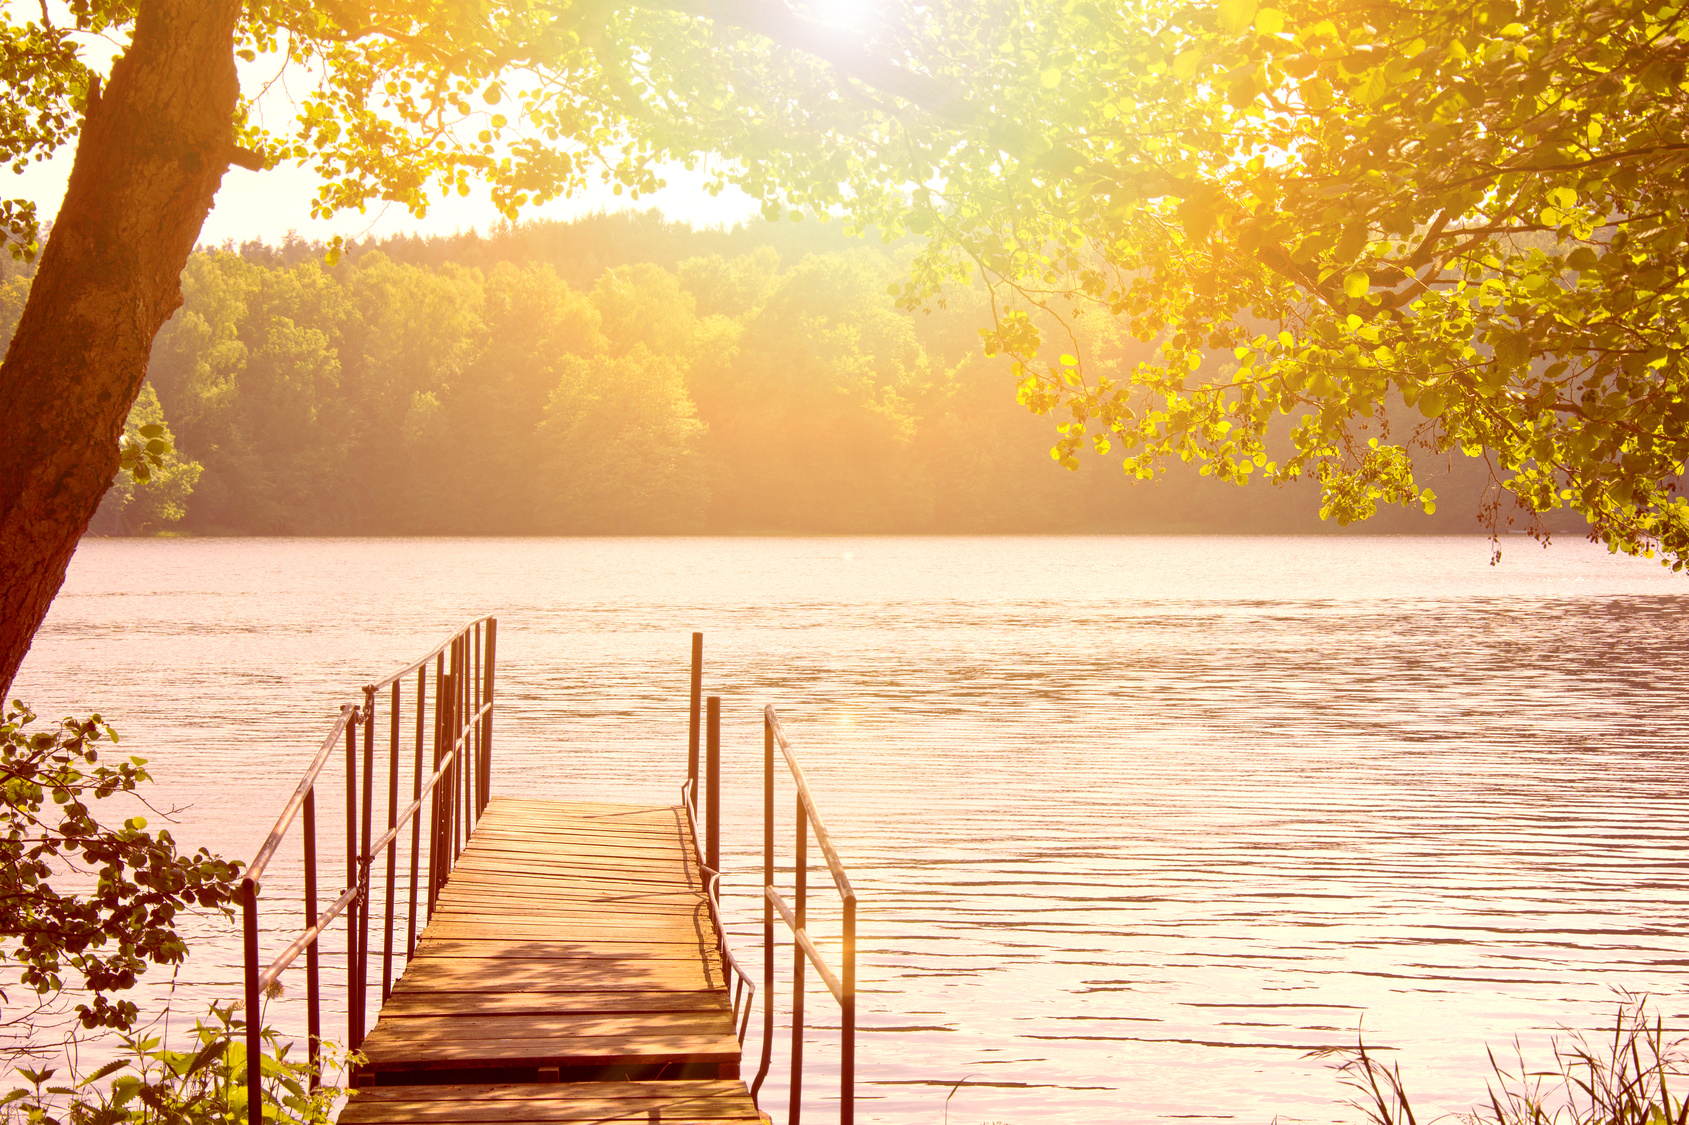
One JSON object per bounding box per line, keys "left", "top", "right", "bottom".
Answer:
{"left": 12, "top": 535, "right": 1689, "bottom": 1124}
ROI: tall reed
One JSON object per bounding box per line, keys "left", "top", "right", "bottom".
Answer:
{"left": 1313, "top": 996, "right": 1687, "bottom": 1125}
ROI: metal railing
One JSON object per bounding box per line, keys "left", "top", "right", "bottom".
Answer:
{"left": 681, "top": 635, "right": 757, "bottom": 1046}
{"left": 753, "top": 706, "right": 858, "bottom": 1125}
{"left": 239, "top": 616, "right": 496, "bottom": 1122}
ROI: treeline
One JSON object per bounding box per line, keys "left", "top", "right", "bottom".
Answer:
{"left": 6, "top": 211, "right": 1510, "bottom": 536}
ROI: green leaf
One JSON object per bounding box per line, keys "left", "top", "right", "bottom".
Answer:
{"left": 1343, "top": 270, "right": 1369, "bottom": 299}
{"left": 137, "top": 424, "right": 164, "bottom": 439}
{"left": 1040, "top": 67, "right": 1061, "bottom": 88}
{"left": 1254, "top": 7, "right": 1286, "bottom": 33}
{"left": 1218, "top": 0, "right": 1258, "bottom": 34}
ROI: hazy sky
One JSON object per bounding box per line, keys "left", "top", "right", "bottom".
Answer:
{"left": 12, "top": 145, "right": 761, "bottom": 246}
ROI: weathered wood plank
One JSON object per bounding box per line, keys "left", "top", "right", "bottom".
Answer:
{"left": 391, "top": 958, "right": 725, "bottom": 992}
{"left": 379, "top": 991, "right": 729, "bottom": 1017}
{"left": 365, "top": 1012, "right": 732, "bottom": 1041}
{"left": 361, "top": 1034, "right": 739, "bottom": 1069}
{"left": 340, "top": 1077, "right": 764, "bottom": 1124}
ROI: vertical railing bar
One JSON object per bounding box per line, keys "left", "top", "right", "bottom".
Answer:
{"left": 842, "top": 894, "right": 855, "bottom": 1125}
{"left": 453, "top": 639, "right": 465, "bottom": 860}
{"left": 482, "top": 619, "right": 496, "bottom": 818}
{"left": 450, "top": 640, "right": 460, "bottom": 859}
{"left": 752, "top": 711, "right": 775, "bottom": 1101}
{"left": 241, "top": 878, "right": 262, "bottom": 1125}
{"left": 688, "top": 632, "right": 702, "bottom": 814}
{"left": 791, "top": 794, "right": 808, "bottom": 1125}
{"left": 442, "top": 667, "right": 457, "bottom": 876}
{"left": 356, "top": 688, "right": 375, "bottom": 1050}
{"left": 409, "top": 664, "right": 424, "bottom": 959}
{"left": 303, "top": 786, "right": 321, "bottom": 1089}
{"left": 436, "top": 670, "right": 450, "bottom": 900}
{"left": 459, "top": 636, "right": 469, "bottom": 854}
{"left": 382, "top": 679, "right": 400, "bottom": 1002}
{"left": 449, "top": 641, "right": 460, "bottom": 861}
{"left": 706, "top": 696, "right": 721, "bottom": 877}
{"left": 427, "top": 654, "right": 444, "bottom": 919}
{"left": 472, "top": 623, "right": 482, "bottom": 826}
{"left": 343, "top": 707, "right": 359, "bottom": 1051}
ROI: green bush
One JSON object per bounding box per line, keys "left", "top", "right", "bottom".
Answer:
{"left": 1, "top": 1001, "right": 352, "bottom": 1125}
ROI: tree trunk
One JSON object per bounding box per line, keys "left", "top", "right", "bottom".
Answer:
{"left": 0, "top": 0, "right": 241, "bottom": 697}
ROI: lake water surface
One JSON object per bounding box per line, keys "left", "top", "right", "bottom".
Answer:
{"left": 12, "top": 535, "right": 1689, "bottom": 1124}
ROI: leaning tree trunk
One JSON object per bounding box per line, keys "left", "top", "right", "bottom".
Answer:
{"left": 0, "top": 0, "right": 241, "bottom": 697}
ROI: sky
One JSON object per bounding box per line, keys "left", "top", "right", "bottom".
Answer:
{"left": 11, "top": 143, "right": 762, "bottom": 247}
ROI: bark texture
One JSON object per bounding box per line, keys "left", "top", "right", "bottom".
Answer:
{"left": 0, "top": 0, "right": 242, "bottom": 697}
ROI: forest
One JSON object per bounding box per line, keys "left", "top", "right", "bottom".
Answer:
{"left": 4, "top": 211, "right": 1510, "bottom": 538}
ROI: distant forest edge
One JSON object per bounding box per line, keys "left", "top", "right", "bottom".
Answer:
{"left": 6, "top": 211, "right": 1534, "bottom": 537}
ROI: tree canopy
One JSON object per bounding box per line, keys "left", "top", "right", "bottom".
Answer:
{"left": 0, "top": 0, "right": 969, "bottom": 695}
{"left": 5, "top": 0, "right": 1689, "bottom": 693}
{"left": 867, "top": 0, "right": 1689, "bottom": 568}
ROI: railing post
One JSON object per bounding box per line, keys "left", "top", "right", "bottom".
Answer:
{"left": 706, "top": 695, "right": 721, "bottom": 875}
{"left": 356, "top": 687, "right": 375, "bottom": 1049}
{"left": 791, "top": 792, "right": 808, "bottom": 1125}
{"left": 454, "top": 639, "right": 467, "bottom": 857}
{"left": 303, "top": 786, "right": 321, "bottom": 1088}
{"left": 344, "top": 707, "right": 360, "bottom": 1049}
{"left": 482, "top": 618, "right": 496, "bottom": 817}
{"left": 752, "top": 711, "right": 775, "bottom": 1101}
{"left": 688, "top": 633, "right": 703, "bottom": 813}
{"left": 383, "top": 680, "right": 400, "bottom": 1002}
{"left": 842, "top": 893, "right": 856, "bottom": 1125}
{"left": 409, "top": 664, "right": 425, "bottom": 957}
{"left": 241, "top": 877, "right": 263, "bottom": 1125}
{"left": 427, "top": 655, "right": 444, "bottom": 919}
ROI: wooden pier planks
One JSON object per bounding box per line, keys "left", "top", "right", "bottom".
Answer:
{"left": 338, "top": 1079, "right": 764, "bottom": 1124}
{"left": 356, "top": 797, "right": 742, "bottom": 1085}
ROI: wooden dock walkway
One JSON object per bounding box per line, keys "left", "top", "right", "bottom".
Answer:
{"left": 242, "top": 624, "right": 852, "bottom": 1125}
{"left": 354, "top": 797, "right": 744, "bottom": 1086}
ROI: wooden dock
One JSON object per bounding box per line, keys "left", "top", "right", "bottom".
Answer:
{"left": 242, "top": 624, "right": 851, "bottom": 1125}
{"left": 340, "top": 797, "right": 761, "bottom": 1121}
{"left": 355, "top": 797, "right": 742, "bottom": 1084}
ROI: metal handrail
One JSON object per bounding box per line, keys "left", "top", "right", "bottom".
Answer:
{"left": 681, "top": 779, "right": 758, "bottom": 1044}
{"left": 252, "top": 705, "right": 484, "bottom": 991}
{"left": 754, "top": 705, "right": 857, "bottom": 1125}
{"left": 364, "top": 613, "right": 495, "bottom": 693}
{"left": 239, "top": 616, "right": 496, "bottom": 1125}
{"left": 247, "top": 707, "right": 357, "bottom": 885}
{"left": 767, "top": 711, "right": 855, "bottom": 902}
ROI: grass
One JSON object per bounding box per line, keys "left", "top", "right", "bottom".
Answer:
{"left": 1312, "top": 995, "right": 1687, "bottom": 1125}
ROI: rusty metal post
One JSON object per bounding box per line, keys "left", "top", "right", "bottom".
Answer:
{"left": 842, "top": 893, "right": 856, "bottom": 1125}
{"left": 355, "top": 687, "right": 375, "bottom": 1049}
{"left": 427, "top": 655, "right": 444, "bottom": 919}
{"left": 303, "top": 786, "right": 321, "bottom": 1088}
{"left": 791, "top": 794, "right": 808, "bottom": 1125}
{"left": 344, "top": 708, "right": 359, "bottom": 1048}
{"left": 482, "top": 618, "right": 496, "bottom": 816}
{"left": 751, "top": 711, "right": 775, "bottom": 1101}
{"left": 706, "top": 695, "right": 721, "bottom": 875}
{"left": 688, "top": 633, "right": 702, "bottom": 813}
{"left": 409, "top": 664, "right": 425, "bottom": 957}
{"left": 241, "top": 877, "right": 263, "bottom": 1125}
{"left": 382, "top": 680, "right": 399, "bottom": 1001}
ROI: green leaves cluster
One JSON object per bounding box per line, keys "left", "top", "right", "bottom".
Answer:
{"left": 1, "top": 1001, "right": 347, "bottom": 1125}
{"left": 0, "top": 702, "right": 243, "bottom": 1039}
{"left": 97, "top": 384, "right": 202, "bottom": 536}
{"left": 884, "top": 0, "right": 1689, "bottom": 566}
